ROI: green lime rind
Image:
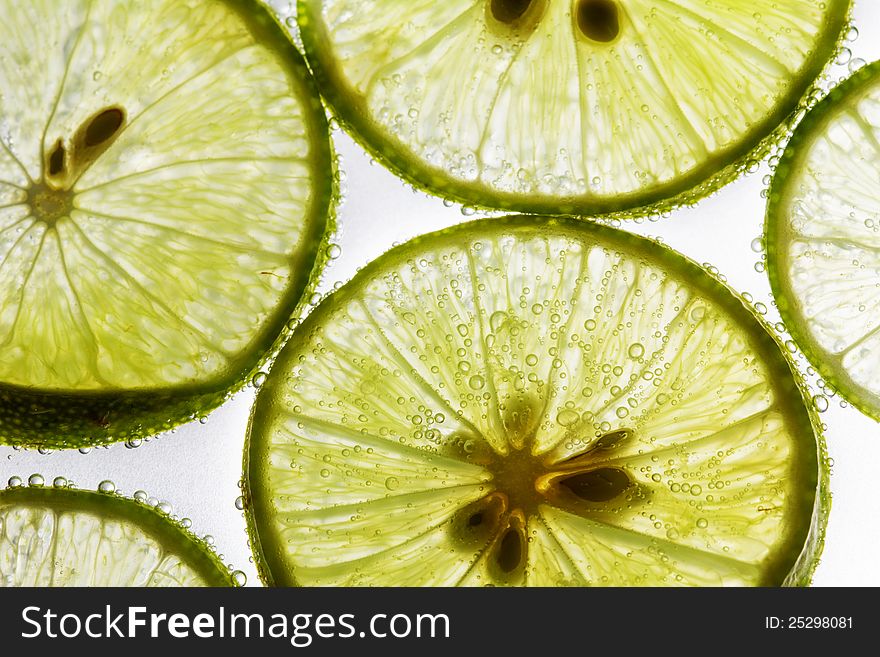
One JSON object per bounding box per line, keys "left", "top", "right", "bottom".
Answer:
{"left": 765, "top": 59, "right": 880, "bottom": 422}
{"left": 297, "top": 0, "right": 852, "bottom": 219}
{"left": 0, "top": 0, "right": 336, "bottom": 449}
{"left": 244, "top": 215, "right": 827, "bottom": 587}
{"left": 0, "top": 482, "right": 236, "bottom": 586}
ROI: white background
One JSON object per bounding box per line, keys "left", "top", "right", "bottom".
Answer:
{"left": 2, "top": 1, "right": 879, "bottom": 587}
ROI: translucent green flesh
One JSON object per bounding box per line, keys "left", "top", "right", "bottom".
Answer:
{"left": 0, "top": 492, "right": 222, "bottom": 587}
{"left": 301, "top": 0, "right": 848, "bottom": 212}
{"left": 248, "top": 219, "right": 820, "bottom": 586}
{"left": 0, "top": 0, "right": 326, "bottom": 392}
{"left": 768, "top": 64, "right": 880, "bottom": 418}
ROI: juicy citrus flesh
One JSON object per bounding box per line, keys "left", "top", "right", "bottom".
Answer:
{"left": 0, "top": 0, "right": 333, "bottom": 446}
{"left": 766, "top": 61, "right": 880, "bottom": 421}
{"left": 0, "top": 485, "right": 233, "bottom": 586}
{"left": 246, "top": 217, "right": 825, "bottom": 587}
{"left": 298, "top": 0, "right": 850, "bottom": 215}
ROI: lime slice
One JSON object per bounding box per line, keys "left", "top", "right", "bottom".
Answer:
{"left": 0, "top": 481, "right": 235, "bottom": 586}
{"left": 0, "top": 0, "right": 333, "bottom": 448}
{"left": 298, "top": 0, "right": 850, "bottom": 216}
{"left": 766, "top": 61, "right": 880, "bottom": 421}
{"left": 245, "top": 216, "right": 826, "bottom": 587}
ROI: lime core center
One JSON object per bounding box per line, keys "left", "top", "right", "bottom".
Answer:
{"left": 28, "top": 184, "right": 73, "bottom": 227}
{"left": 452, "top": 428, "right": 634, "bottom": 582}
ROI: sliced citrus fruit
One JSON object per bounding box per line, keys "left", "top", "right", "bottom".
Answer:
{"left": 0, "top": 480, "right": 235, "bottom": 586}
{"left": 766, "top": 61, "right": 880, "bottom": 421}
{"left": 245, "top": 216, "right": 826, "bottom": 587}
{"left": 0, "top": 0, "right": 333, "bottom": 448}
{"left": 297, "top": 0, "right": 850, "bottom": 216}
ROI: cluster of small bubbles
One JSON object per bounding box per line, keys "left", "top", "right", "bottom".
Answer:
{"left": 251, "top": 372, "right": 268, "bottom": 388}
{"left": 28, "top": 474, "right": 45, "bottom": 487}
{"left": 97, "top": 480, "right": 116, "bottom": 494}
{"left": 234, "top": 496, "right": 245, "bottom": 510}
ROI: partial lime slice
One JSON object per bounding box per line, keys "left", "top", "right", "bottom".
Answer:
{"left": 0, "top": 481, "right": 235, "bottom": 586}
{"left": 245, "top": 216, "right": 826, "bottom": 587}
{"left": 0, "top": 0, "right": 333, "bottom": 447}
{"left": 766, "top": 61, "right": 880, "bottom": 421}
{"left": 298, "top": 0, "right": 850, "bottom": 216}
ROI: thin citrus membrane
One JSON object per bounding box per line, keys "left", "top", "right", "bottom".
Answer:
{"left": 766, "top": 60, "right": 880, "bottom": 421}
{"left": 245, "top": 216, "right": 827, "bottom": 587}
{"left": 298, "top": 0, "right": 851, "bottom": 216}
{"left": 0, "top": 0, "right": 334, "bottom": 447}
{"left": 0, "top": 479, "right": 237, "bottom": 586}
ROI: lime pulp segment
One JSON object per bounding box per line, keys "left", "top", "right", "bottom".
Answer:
{"left": 298, "top": 0, "right": 850, "bottom": 216}
{"left": 766, "top": 60, "right": 880, "bottom": 421}
{"left": 0, "top": 484, "right": 235, "bottom": 586}
{"left": 245, "top": 216, "right": 826, "bottom": 587}
{"left": 0, "top": 0, "right": 333, "bottom": 447}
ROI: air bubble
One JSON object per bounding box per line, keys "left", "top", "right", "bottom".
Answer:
{"left": 812, "top": 395, "right": 829, "bottom": 413}
{"left": 556, "top": 409, "right": 580, "bottom": 427}
{"left": 849, "top": 57, "right": 867, "bottom": 74}
{"left": 234, "top": 496, "right": 245, "bottom": 510}
{"left": 319, "top": 468, "right": 331, "bottom": 478}
{"left": 696, "top": 518, "right": 709, "bottom": 529}
{"left": 750, "top": 237, "right": 764, "bottom": 253}
{"left": 385, "top": 476, "right": 399, "bottom": 491}
{"left": 627, "top": 343, "right": 644, "bottom": 359}
{"left": 232, "top": 570, "right": 248, "bottom": 586}
{"left": 133, "top": 490, "right": 148, "bottom": 503}
{"left": 326, "top": 244, "right": 342, "bottom": 259}
{"left": 7, "top": 476, "right": 22, "bottom": 488}
{"left": 98, "top": 480, "right": 116, "bottom": 494}
{"left": 468, "top": 374, "right": 486, "bottom": 390}
{"left": 251, "top": 372, "right": 268, "bottom": 388}
{"left": 28, "top": 474, "right": 45, "bottom": 487}
{"left": 52, "top": 477, "right": 68, "bottom": 488}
